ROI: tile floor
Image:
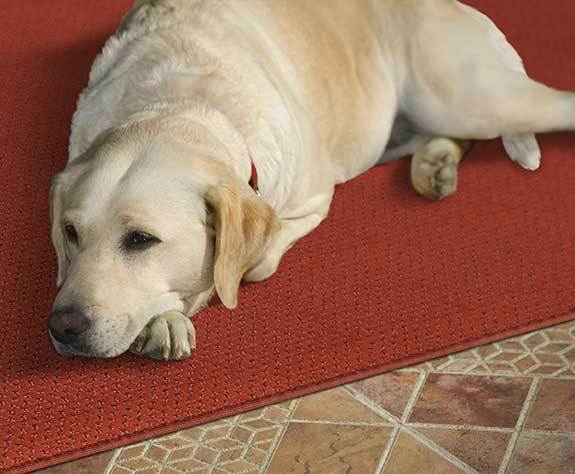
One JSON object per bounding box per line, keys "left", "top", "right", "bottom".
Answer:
{"left": 37, "top": 320, "right": 575, "bottom": 474}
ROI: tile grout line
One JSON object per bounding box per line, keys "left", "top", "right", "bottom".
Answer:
{"left": 103, "top": 447, "right": 123, "bottom": 474}
{"left": 497, "top": 376, "right": 542, "bottom": 474}
{"left": 401, "top": 371, "right": 428, "bottom": 423}
{"left": 398, "top": 365, "right": 575, "bottom": 380}
{"left": 375, "top": 370, "right": 428, "bottom": 473}
{"left": 348, "top": 375, "right": 480, "bottom": 474}
{"left": 374, "top": 426, "right": 400, "bottom": 474}
{"left": 289, "top": 419, "right": 391, "bottom": 426}
{"left": 523, "top": 428, "right": 575, "bottom": 437}
{"left": 406, "top": 422, "right": 514, "bottom": 433}
{"left": 260, "top": 398, "right": 300, "bottom": 473}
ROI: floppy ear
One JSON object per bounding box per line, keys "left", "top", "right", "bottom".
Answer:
{"left": 49, "top": 174, "right": 68, "bottom": 287}
{"left": 205, "top": 182, "right": 280, "bottom": 309}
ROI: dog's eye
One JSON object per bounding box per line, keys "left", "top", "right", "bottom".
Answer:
{"left": 64, "top": 224, "right": 78, "bottom": 244}
{"left": 123, "top": 231, "right": 161, "bottom": 251}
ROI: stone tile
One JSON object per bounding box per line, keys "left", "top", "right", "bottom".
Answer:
{"left": 523, "top": 333, "right": 546, "bottom": 350}
{"left": 136, "top": 468, "right": 161, "bottom": 474}
{"left": 515, "top": 355, "right": 538, "bottom": 372}
{"left": 525, "top": 379, "right": 575, "bottom": 432}
{"left": 219, "top": 459, "right": 256, "bottom": 472}
{"left": 230, "top": 426, "right": 252, "bottom": 442}
{"left": 218, "top": 447, "right": 244, "bottom": 462}
{"left": 119, "top": 457, "right": 158, "bottom": 471}
{"left": 167, "top": 446, "right": 196, "bottom": 462}
{"left": 493, "top": 351, "right": 521, "bottom": 362}
{"left": 417, "top": 428, "right": 511, "bottom": 473}
{"left": 243, "top": 419, "right": 275, "bottom": 430}
{"left": 157, "top": 436, "right": 191, "bottom": 450}
{"left": 349, "top": 371, "right": 420, "bottom": 418}
{"left": 34, "top": 450, "right": 117, "bottom": 474}
{"left": 264, "top": 405, "right": 290, "bottom": 423}
{"left": 384, "top": 431, "right": 464, "bottom": 473}
{"left": 245, "top": 447, "right": 266, "bottom": 464}
{"left": 535, "top": 342, "right": 571, "bottom": 354}
{"left": 117, "top": 444, "right": 147, "bottom": 461}
{"left": 440, "top": 359, "right": 480, "bottom": 373}
{"left": 529, "top": 365, "right": 561, "bottom": 375}
{"left": 508, "top": 433, "right": 575, "bottom": 473}
{"left": 476, "top": 344, "right": 500, "bottom": 359}
{"left": 180, "top": 427, "right": 204, "bottom": 441}
{"left": 253, "top": 427, "right": 279, "bottom": 443}
{"left": 453, "top": 350, "right": 479, "bottom": 360}
{"left": 564, "top": 347, "right": 575, "bottom": 363}
{"left": 110, "top": 467, "right": 131, "bottom": 474}
{"left": 292, "top": 387, "right": 388, "bottom": 424}
{"left": 266, "top": 422, "right": 392, "bottom": 473}
{"left": 146, "top": 444, "right": 169, "bottom": 463}
{"left": 498, "top": 341, "right": 525, "bottom": 352}
{"left": 168, "top": 458, "right": 205, "bottom": 471}
{"left": 409, "top": 374, "right": 531, "bottom": 428}
{"left": 202, "top": 425, "right": 231, "bottom": 440}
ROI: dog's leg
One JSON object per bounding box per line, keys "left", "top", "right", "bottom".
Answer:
{"left": 436, "top": 73, "right": 575, "bottom": 139}
{"left": 379, "top": 115, "right": 430, "bottom": 163}
{"left": 399, "top": 5, "right": 575, "bottom": 148}
{"left": 458, "top": 2, "right": 542, "bottom": 171}
{"left": 411, "top": 137, "right": 473, "bottom": 201}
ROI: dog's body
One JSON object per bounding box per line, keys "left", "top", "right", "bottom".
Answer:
{"left": 50, "top": 0, "right": 575, "bottom": 359}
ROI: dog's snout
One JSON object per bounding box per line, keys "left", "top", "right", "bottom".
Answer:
{"left": 48, "top": 308, "right": 91, "bottom": 345}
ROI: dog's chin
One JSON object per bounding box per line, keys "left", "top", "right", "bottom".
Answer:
{"left": 50, "top": 334, "right": 130, "bottom": 359}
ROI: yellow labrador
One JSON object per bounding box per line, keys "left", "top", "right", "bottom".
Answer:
{"left": 49, "top": 0, "right": 575, "bottom": 359}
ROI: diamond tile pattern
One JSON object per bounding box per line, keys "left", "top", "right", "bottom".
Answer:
{"left": 110, "top": 403, "right": 295, "bottom": 473}
{"left": 40, "top": 319, "right": 575, "bottom": 473}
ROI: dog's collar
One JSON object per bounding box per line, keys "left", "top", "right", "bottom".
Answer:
{"left": 248, "top": 156, "right": 261, "bottom": 197}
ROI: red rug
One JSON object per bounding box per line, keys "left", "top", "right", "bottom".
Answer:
{"left": 1, "top": 1, "right": 574, "bottom": 472}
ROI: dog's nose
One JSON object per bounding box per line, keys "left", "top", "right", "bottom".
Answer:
{"left": 48, "top": 308, "right": 91, "bottom": 345}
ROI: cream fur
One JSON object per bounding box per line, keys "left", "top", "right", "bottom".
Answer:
{"left": 49, "top": 0, "right": 575, "bottom": 359}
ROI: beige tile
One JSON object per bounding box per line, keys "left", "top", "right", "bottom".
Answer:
{"left": 267, "top": 422, "right": 392, "bottom": 473}
{"left": 119, "top": 457, "right": 158, "bottom": 471}
{"left": 525, "top": 379, "right": 575, "bottom": 432}
{"left": 219, "top": 459, "right": 257, "bottom": 472}
{"left": 508, "top": 432, "right": 575, "bottom": 473}
{"left": 292, "top": 387, "right": 388, "bottom": 423}
{"left": 417, "top": 428, "right": 511, "bottom": 473}
{"left": 477, "top": 344, "right": 500, "bottom": 359}
{"left": 34, "top": 450, "right": 116, "bottom": 474}
{"left": 384, "top": 431, "right": 464, "bottom": 473}
{"left": 146, "top": 444, "right": 169, "bottom": 463}
{"left": 168, "top": 458, "right": 205, "bottom": 471}
{"left": 350, "top": 371, "right": 420, "bottom": 418}
{"left": 117, "top": 444, "right": 147, "bottom": 461}
{"left": 523, "top": 333, "right": 547, "bottom": 350}
{"left": 110, "top": 467, "right": 131, "bottom": 474}
{"left": 409, "top": 374, "right": 531, "bottom": 428}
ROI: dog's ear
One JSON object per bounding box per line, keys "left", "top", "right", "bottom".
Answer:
{"left": 205, "top": 181, "right": 280, "bottom": 309}
{"left": 49, "top": 173, "right": 68, "bottom": 287}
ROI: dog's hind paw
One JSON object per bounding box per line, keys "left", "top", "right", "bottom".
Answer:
{"left": 503, "top": 133, "right": 541, "bottom": 171}
{"left": 130, "top": 311, "right": 196, "bottom": 360}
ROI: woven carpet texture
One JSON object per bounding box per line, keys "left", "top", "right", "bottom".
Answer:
{"left": 1, "top": 1, "right": 574, "bottom": 472}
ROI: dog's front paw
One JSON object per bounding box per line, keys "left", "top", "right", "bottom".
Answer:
{"left": 130, "top": 311, "right": 196, "bottom": 360}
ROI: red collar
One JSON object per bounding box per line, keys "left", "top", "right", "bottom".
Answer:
{"left": 248, "top": 157, "right": 261, "bottom": 196}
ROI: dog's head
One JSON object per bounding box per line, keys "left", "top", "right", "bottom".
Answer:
{"left": 49, "top": 121, "right": 278, "bottom": 357}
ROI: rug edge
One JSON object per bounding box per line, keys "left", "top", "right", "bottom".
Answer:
{"left": 6, "top": 308, "right": 575, "bottom": 474}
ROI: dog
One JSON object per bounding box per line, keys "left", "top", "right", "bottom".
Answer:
{"left": 49, "top": 0, "right": 575, "bottom": 359}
